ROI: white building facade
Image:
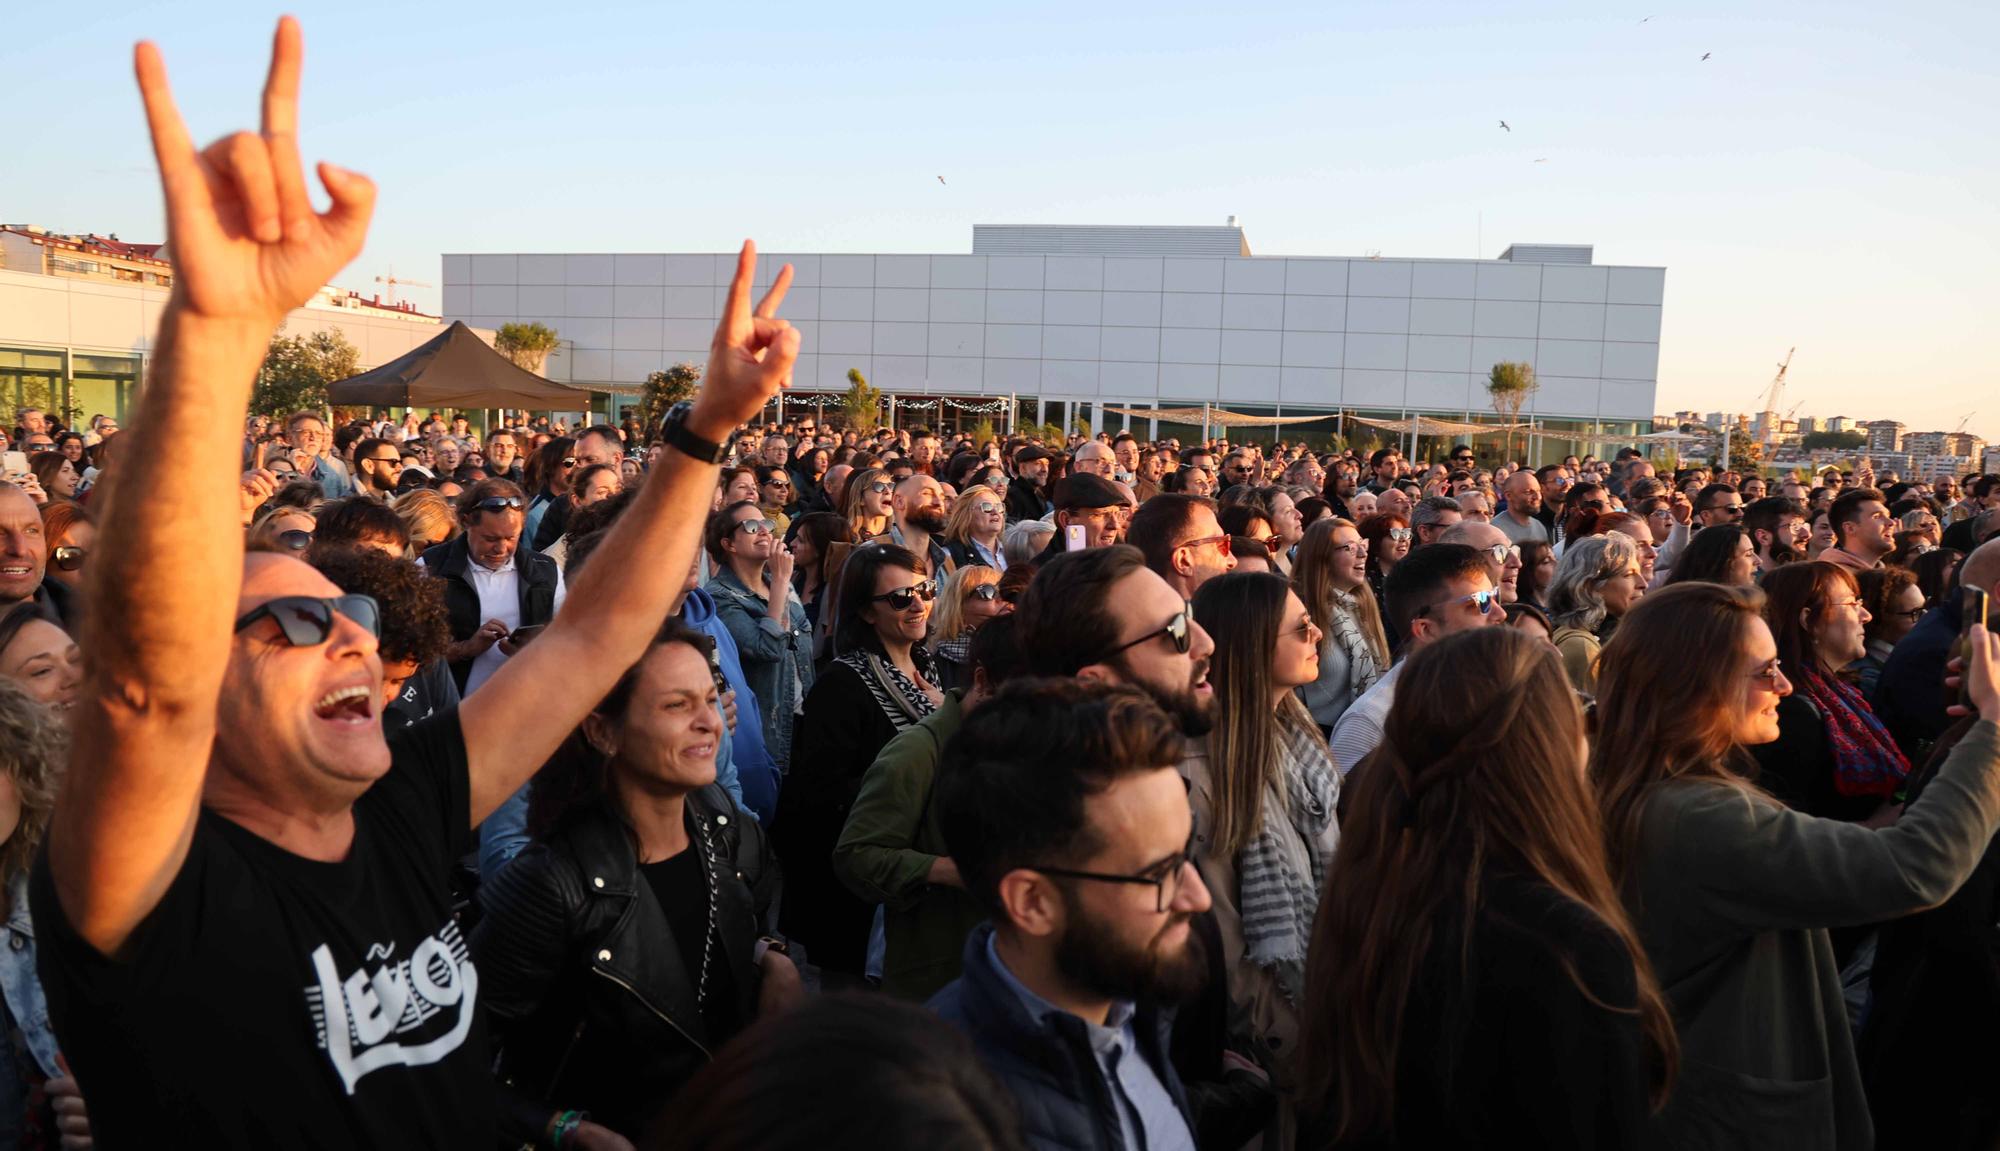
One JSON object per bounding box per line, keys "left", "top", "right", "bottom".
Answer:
{"left": 445, "top": 225, "right": 1664, "bottom": 455}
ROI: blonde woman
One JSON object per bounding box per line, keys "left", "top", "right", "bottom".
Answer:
{"left": 1292, "top": 517, "right": 1391, "bottom": 737}
{"left": 393, "top": 487, "right": 460, "bottom": 555}
{"left": 843, "top": 466, "right": 893, "bottom": 541}
{"left": 928, "top": 565, "right": 1004, "bottom": 691}
{"left": 941, "top": 486, "right": 1007, "bottom": 572}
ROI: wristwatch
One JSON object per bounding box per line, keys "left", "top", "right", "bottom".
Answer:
{"left": 661, "top": 401, "right": 728, "bottom": 466}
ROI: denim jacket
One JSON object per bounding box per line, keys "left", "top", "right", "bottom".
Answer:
{"left": 0, "top": 873, "right": 61, "bottom": 1078}
{"left": 706, "top": 567, "right": 815, "bottom": 773}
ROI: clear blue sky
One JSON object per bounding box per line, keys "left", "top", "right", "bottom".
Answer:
{"left": 5, "top": 0, "right": 1995, "bottom": 439}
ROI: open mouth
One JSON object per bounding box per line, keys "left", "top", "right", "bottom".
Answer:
{"left": 314, "top": 684, "right": 376, "bottom": 724}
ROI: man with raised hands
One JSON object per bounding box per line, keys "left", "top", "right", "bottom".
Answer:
{"left": 30, "top": 20, "right": 798, "bottom": 1149}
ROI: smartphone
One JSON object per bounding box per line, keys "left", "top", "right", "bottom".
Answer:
{"left": 508, "top": 624, "right": 547, "bottom": 647}
{"left": 1065, "top": 524, "right": 1088, "bottom": 552}
{"left": 1, "top": 451, "right": 26, "bottom": 478}
{"left": 1960, "top": 588, "right": 1991, "bottom": 711}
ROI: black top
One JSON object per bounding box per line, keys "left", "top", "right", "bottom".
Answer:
{"left": 639, "top": 849, "right": 740, "bottom": 1044}
{"left": 1306, "top": 873, "right": 1652, "bottom": 1150}
{"left": 30, "top": 713, "right": 489, "bottom": 1149}
{"left": 1751, "top": 694, "right": 1884, "bottom": 824}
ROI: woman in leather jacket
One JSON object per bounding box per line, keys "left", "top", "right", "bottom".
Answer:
{"left": 472, "top": 620, "right": 800, "bottom": 1149}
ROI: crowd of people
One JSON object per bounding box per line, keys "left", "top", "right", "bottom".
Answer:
{"left": 1, "top": 19, "right": 1998, "bottom": 1150}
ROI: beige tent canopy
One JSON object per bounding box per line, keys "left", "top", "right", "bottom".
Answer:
{"left": 1341, "top": 414, "right": 1533, "bottom": 436}
{"left": 1100, "top": 404, "right": 1334, "bottom": 428}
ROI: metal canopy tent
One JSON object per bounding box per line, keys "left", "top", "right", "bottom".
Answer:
{"left": 1100, "top": 404, "right": 1335, "bottom": 441}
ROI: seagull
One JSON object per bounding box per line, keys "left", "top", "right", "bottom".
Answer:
{"left": 1639, "top": 14, "right": 1653, "bottom": 22}
{"left": 1498, "top": 120, "right": 1511, "bottom": 132}
{"left": 937, "top": 175, "right": 947, "bottom": 185}
{"left": 1701, "top": 52, "right": 1711, "bottom": 60}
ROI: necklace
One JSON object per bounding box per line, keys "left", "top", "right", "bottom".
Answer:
{"left": 691, "top": 814, "right": 721, "bottom": 1007}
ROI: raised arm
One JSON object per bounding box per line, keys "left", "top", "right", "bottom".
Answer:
{"left": 47, "top": 19, "right": 375, "bottom": 957}
{"left": 459, "top": 247, "right": 798, "bottom": 822}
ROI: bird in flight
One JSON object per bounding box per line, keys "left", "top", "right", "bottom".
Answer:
{"left": 1701, "top": 52, "right": 1711, "bottom": 60}
{"left": 1639, "top": 15, "right": 1653, "bottom": 22}
{"left": 937, "top": 175, "right": 947, "bottom": 185}
{"left": 1498, "top": 120, "right": 1511, "bottom": 132}
{"left": 1533, "top": 158, "right": 1548, "bottom": 163}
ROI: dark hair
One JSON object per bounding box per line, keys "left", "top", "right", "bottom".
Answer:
{"left": 1694, "top": 482, "right": 1738, "bottom": 515}
{"left": 1216, "top": 503, "right": 1270, "bottom": 538}
{"left": 651, "top": 994, "right": 1025, "bottom": 1151}
{"left": 1295, "top": 496, "right": 1332, "bottom": 524}
{"left": 1742, "top": 497, "right": 1806, "bottom": 553}
{"left": 1504, "top": 600, "right": 1553, "bottom": 632}
{"left": 1382, "top": 543, "right": 1488, "bottom": 642}
{"left": 1830, "top": 486, "right": 1887, "bottom": 547}
{"left": 937, "top": 678, "right": 1187, "bottom": 914}
{"left": 0, "top": 603, "right": 60, "bottom": 671}
{"left": 1858, "top": 566, "right": 1920, "bottom": 648}
{"left": 527, "top": 618, "right": 714, "bottom": 837}
{"left": 570, "top": 462, "right": 620, "bottom": 498}
{"left": 1663, "top": 524, "right": 1751, "bottom": 586}
{"left": 1516, "top": 538, "right": 1556, "bottom": 605}
{"left": 754, "top": 463, "right": 791, "bottom": 489}
{"left": 834, "top": 543, "right": 927, "bottom": 656}
{"left": 967, "top": 610, "right": 1028, "bottom": 688}
{"left": 790, "top": 512, "right": 854, "bottom": 587}
{"left": 563, "top": 488, "right": 640, "bottom": 576}
{"left": 456, "top": 477, "right": 528, "bottom": 523}
{"left": 352, "top": 436, "right": 395, "bottom": 466}
{"left": 1911, "top": 547, "right": 1963, "bottom": 608}
{"left": 265, "top": 479, "right": 324, "bottom": 514}
{"left": 1123, "top": 494, "right": 1214, "bottom": 581}
{"left": 306, "top": 547, "right": 448, "bottom": 669}
{"left": 1760, "top": 561, "right": 1858, "bottom": 678}
{"left": 1228, "top": 536, "right": 1270, "bottom": 565}
{"left": 310, "top": 497, "right": 411, "bottom": 554}
{"left": 523, "top": 435, "right": 576, "bottom": 495}
{"left": 1369, "top": 447, "right": 1399, "bottom": 469}
{"left": 706, "top": 500, "right": 764, "bottom": 566}
{"left": 1015, "top": 545, "right": 1149, "bottom": 677}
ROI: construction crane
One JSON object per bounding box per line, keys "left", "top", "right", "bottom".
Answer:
{"left": 1954, "top": 411, "right": 1976, "bottom": 433}
{"left": 374, "top": 273, "right": 433, "bottom": 306}
{"left": 1756, "top": 347, "right": 1795, "bottom": 449}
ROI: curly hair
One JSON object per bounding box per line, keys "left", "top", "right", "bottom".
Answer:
{"left": 304, "top": 547, "right": 450, "bottom": 670}
{"left": 0, "top": 680, "right": 64, "bottom": 913}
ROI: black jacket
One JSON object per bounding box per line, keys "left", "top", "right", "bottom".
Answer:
{"left": 1006, "top": 479, "right": 1050, "bottom": 524}
{"left": 1874, "top": 594, "right": 1961, "bottom": 762}
{"left": 531, "top": 494, "right": 573, "bottom": 551}
{"left": 931, "top": 924, "right": 1195, "bottom": 1151}
{"left": 421, "top": 535, "right": 560, "bottom": 693}
{"left": 471, "top": 787, "right": 776, "bottom": 1145}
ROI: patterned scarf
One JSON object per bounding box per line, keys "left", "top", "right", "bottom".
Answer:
{"left": 1237, "top": 721, "right": 1339, "bottom": 1009}
{"left": 1795, "top": 667, "right": 1910, "bottom": 798}
{"left": 835, "top": 648, "right": 939, "bottom": 731}
{"left": 1327, "top": 588, "right": 1384, "bottom": 703}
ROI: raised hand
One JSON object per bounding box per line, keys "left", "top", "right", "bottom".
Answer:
{"left": 690, "top": 243, "right": 800, "bottom": 441}
{"left": 136, "top": 17, "right": 375, "bottom": 328}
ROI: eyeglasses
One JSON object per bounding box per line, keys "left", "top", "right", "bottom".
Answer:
{"left": 1284, "top": 616, "right": 1322, "bottom": 642}
{"left": 233, "top": 594, "right": 380, "bottom": 646}
{"left": 471, "top": 496, "right": 526, "bottom": 514}
{"left": 1821, "top": 597, "right": 1866, "bottom": 613}
{"left": 1387, "top": 528, "right": 1413, "bottom": 542}
{"left": 984, "top": 476, "right": 1009, "bottom": 491}
{"left": 1096, "top": 602, "right": 1194, "bottom": 662}
{"left": 763, "top": 478, "right": 792, "bottom": 489}
{"left": 733, "top": 518, "right": 777, "bottom": 537}
{"left": 969, "top": 583, "right": 1000, "bottom": 602}
{"left": 52, "top": 545, "right": 86, "bottom": 572}
{"left": 1748, "top": 658, "right": 1788, "bottom": 687}
{"left": 1891, "top": 606, "right": 1926, "bottom": 623}
{"left": 1328, "top": 540, "right": 1368, "bottom": 557}
{"left": 1176, "top": 534, "right": 1232, "bottom": 556}
{"left": 1481, "top": 543, "right": 1520, "bottom": 567}
{"left": 1029, "top": 827, "right": 1197, "bottom": 913}
{"left": 275, "top": 529, "right": 313, "bottom": 552}
{"left": 870, "top": 580, "right": 938, "bottom": 611}
{"left": 1417, "top": 589, "right": 1498, "bottom": 619}
{"left": 867, "top": 482, "right": 894, "bottom": 495}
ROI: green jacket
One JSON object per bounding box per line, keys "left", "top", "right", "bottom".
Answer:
{"left": 1627, "top": 719, "right": 2000, "bottom": 1150}
{"left": 830, "top": 692, "right": 988, "bottom": 1000}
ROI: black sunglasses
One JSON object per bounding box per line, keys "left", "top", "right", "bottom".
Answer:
{"left": 233, "top": 594, "right": 381, "bottom": 647}
{"left": 52, "top": 544, "right": 86, "bottom": 572}
{"left": 471, "top": 496, "right": 526, "bottom": 513}
{"left": 870, "top": 580, "right": 937, "bottom": 611}
{"left": 276, "top": 529, "right": 313, "bottom": 552}
{"left": 1096, "top": 603, "right": 1193, "bottom": 662}
{"left": 969, "top": 583, "right": 1000, "bottom": 601}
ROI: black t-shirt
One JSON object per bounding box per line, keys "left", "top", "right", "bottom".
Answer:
{"left": 639, "top": 850, "right": 740, "bottom": 1046}
{"left": 29, "top": 711, "right": 492, "bottom": 1149}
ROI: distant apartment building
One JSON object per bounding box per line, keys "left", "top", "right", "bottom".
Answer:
{"left": 1825, "top": 415, "right": 1855, "bottom": 433}
{"left": 1863, "top": 419, "right": 1906, "bottom": 453}
{"left": 1796, "top": 415, "right": 1819, "bottom": 435}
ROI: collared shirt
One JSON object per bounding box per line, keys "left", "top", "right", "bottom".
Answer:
{"left": 462, "top": 554, "right": 569, "bottom": 695}
{"left": 1330, "top": 659, "right": 1405, "bottom": 775}
{"left": 887, "top": 523, "right": 952, "bottom": 576}
{"left": 970, "top": 537, "right": 1007, "bottom": 573}
{"left": 984, "top": 934, "right": 1194, "bottom": 1151}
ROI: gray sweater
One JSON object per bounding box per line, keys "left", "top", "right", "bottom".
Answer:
{"left": 1627, "top": 719, "right": 2000, "bottom": 1149}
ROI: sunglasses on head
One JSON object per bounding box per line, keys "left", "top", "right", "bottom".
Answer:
{"left": 472, "top": 496, "right": 526, "bottom": 513}
{"left": 52, "top": 544, "right": 86, "bottom": 572}
{"left": 234, "top": 594, "right": 380, "bottom": 647}
{"left": 870, "top": 580, "right": 937, "bottom": 611}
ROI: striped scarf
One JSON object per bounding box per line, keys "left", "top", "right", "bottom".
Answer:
{"left": 835, "top": 648, "right": 939, "bottom": 731}
{"left": 1237, "top": 721, "right": 1339, "bottom": 1009}
{"left": 1327, "top": 588, "right": 1384, "bottom": 704}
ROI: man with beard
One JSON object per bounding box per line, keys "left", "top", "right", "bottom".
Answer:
{"left": 932, "top": 678, "right": 1207, "bottom": 1151}
{"left": 871, "top": 473, "right": 957, "bottom": 579}
{"left": 1007, "top": 444, "right": 1055, "bottom": 523}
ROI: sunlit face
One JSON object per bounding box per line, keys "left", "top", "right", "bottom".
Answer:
{"left": 1734, "top": 619, "right": 1791, "bottom": 745}
{"left": 1184, "top": 468, "right": 1216, "bottom": 498}
{"left": 0, "top": 616, "right": 81, "bottom": 710}
{"left": 971, "top": 496, "right": 1005, "bottom": 537}
{"left": 465, "top": 509, "right": 522, "bottom": 571}
{"left": 1377, "top": 523, "right": 1410, "bottom": 564}
{"left": 1327, "top": 525, "right": 1369, "bottom": 589}
{"left": 1348, "top": 491, "right": 1377, "bottom": 519}
{"left": 1456, "top": 491, "right": 1492, "bottom": 522}
{"left": 723, "top": 505, "right": 777, "bottom": 564}
{"left": 725, "top": 472, "right": 760, "bottom": 506}
{"left": 1273, "top": 590, "right": 1322, "bottom": 689}
{"left": 599, "top": 643, "right": 722, "bottom": 796}
{"left": 1811, "top": 583, "right": 1871, "bottom": 668}
{"left": 1809, "top": 514, "right": 1836, "bottom": 558}
{"left": 863, "top": 565, "right": 934, "bottom": 648}
{"left": 577, "top": 469, "right": 620, "bottom": 507}
{"left": 1878, "top": 583, "right": 1926, "bottom": 647}
{"left": 1268, "top": 494, "right": 1303, "bottom": 546}
{"left": 1597, "top": 559, "right": 1645, "bottom": 616}
{"left": 962, "top": 575, "right": 1005, "bottom": 626}
{"left": 1377, "top": 487, "right": 1412, "bottom": 520}
{"left": 1727, "top": 534, "right": 1758, "bottom": 586}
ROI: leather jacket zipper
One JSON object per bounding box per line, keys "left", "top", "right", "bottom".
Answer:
{"left": 591, "top": 966, "right": 710, "bottom": 1058}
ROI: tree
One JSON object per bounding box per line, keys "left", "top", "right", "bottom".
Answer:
{"left": 1803, "top": 429, "right": 1867, "bottom": 451}
{"left": 968, "top": 418, "right": 997, "bottom": 447}
{"left": 841, "top": 368, "right": 882, "bottom": 434}
{"left": 1486, "top": 360, "right": 1539, "bottom": 462}
{"left": 638, "top": 362, "right": 702, "bottom": 439}
{"left": 495, "top": 321, "right": 561, "bottom": 375}
{"left": 254, "top": 327, "right": 358, "bottom": 418}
